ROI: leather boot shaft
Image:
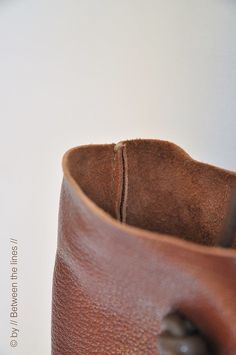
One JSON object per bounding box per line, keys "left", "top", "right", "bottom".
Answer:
{"left": 52, "top": 139, "right": 236, "bottom": 355}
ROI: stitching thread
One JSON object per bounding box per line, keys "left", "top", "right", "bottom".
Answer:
{"left": 120, "top": 144, "right": 128, "bottom": 223}
{"left": 114, "top": 142, "right": 128, "bottom": 222}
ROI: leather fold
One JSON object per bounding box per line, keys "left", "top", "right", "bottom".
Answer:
{"left": 52, "top": 138, "right": 236, "bottom": 355}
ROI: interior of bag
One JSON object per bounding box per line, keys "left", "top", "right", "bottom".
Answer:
{"left": 66, "top": 141, "right": 236, "bottom": 248}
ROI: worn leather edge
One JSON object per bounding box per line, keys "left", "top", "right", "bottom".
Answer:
{"left": 61, "top": 138, "right": 236, "bottom": 258}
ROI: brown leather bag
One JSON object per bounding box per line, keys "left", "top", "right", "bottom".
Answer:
{"left": 51, "top": 139, "right": 236, "bottom": 355}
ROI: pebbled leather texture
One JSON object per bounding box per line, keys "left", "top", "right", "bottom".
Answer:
{"left": 51, "top": 139, "right": 236, "bottom": 355}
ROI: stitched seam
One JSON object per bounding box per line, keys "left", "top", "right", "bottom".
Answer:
{"left": 112, "top": 145, "right": 116, "bottom": 214}
{"left": 120, "top": 145, "right": 128, "bottom": 223}
{"left": 114, "top": 142, "right": 128, "bottom": 222}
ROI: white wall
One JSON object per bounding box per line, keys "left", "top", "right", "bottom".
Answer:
{"left": 0, "top": 1, "right": 236, "bottom": 354}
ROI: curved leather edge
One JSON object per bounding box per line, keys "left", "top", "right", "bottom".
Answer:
{"left": 61, "top": 138, "right": 236, "bottom": 258}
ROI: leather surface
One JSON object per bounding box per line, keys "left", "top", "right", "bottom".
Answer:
{"left": 51, "top": 139, "right": 236, "bottom": 355}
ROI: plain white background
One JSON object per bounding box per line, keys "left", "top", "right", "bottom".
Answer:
{"left": 0, "top": 1, "right": 236, "bottom": 354}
